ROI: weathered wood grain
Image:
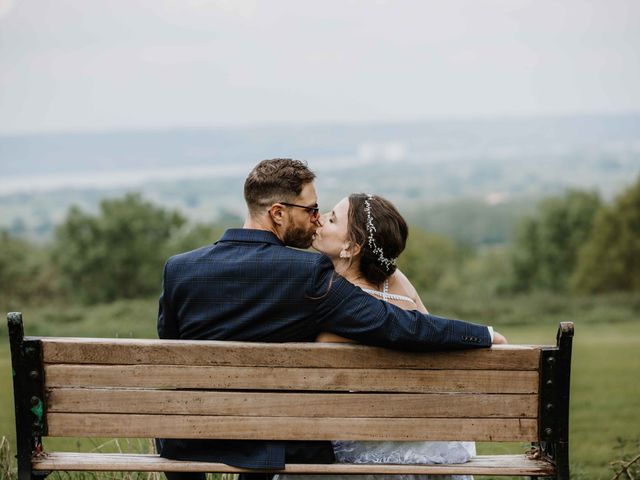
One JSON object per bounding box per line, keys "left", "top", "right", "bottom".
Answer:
{"left": 47, "top": 388, "right": 539, "bottom": 418}
{"left": 44, "top": 364, "right": 539, "bottom": 393}
{"left": 46, "top": 413, "right": 538, "bottom": 441}
{"left": 33, "top": 452, "right": 556, "bottom": 476}
{"left": 38, "top": 337, "right": 542, "bottom": 370}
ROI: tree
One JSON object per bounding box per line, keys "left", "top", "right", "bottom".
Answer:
{"left": 571, "top": 176, "right": 640, "bottom": 293}
{"left": 398, "top": 227, "right": 471, "bottom": 293}
{"left": 509, "top": 190, "right": 602, "bottom": 292}
{"left": 0, "top": 230, "right": 60, "bottom": 311}
{"left": 166, "top": 222, "right": 224, "bottom": 255}
{"left": 53, "top": 193, "right": 187, "bottom": 304}
{"left": 445, "top": 246, "right": 514, "bottom": 296}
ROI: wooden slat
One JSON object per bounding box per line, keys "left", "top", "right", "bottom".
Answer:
{"left": 45, "top": 364, "right": 539, "bottom": 393}
{"left": 38, "top": 337, "right": 543, "bottom": 370}
{"left": 46, "top": 413, "right": 538, "bottom": 441}
{"left": 47, "top": 388, "right": 539, "bottom": 418}
{"left": 33, "top": 452, "right": 556, "bottom": 476}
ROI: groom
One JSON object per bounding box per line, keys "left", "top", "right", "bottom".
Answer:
{"left": 157, "top": 158, "right": 506, "bottom": 479}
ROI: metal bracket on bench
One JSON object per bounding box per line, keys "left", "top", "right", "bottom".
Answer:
{"left": 537, "top": 322, "right": 574, "bottom": 480}
{"left": 8, "top": 312, "right": 48, "bottom": 480}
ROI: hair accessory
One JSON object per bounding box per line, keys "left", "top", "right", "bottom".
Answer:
{"left": 364, "top": 194, "right": 397, "bottom": 271}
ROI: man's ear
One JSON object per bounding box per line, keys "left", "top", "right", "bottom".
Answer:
{"left": 269, "top": 204, "right": 286, "bottom": 226}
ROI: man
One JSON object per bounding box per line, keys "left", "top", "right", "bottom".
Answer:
{"left": 157, "top": 158, "right": 506, "bottom": 479}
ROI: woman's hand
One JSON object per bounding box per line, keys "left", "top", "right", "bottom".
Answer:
{"left": 492, "top": 331, "right": 508, "bottom": 344}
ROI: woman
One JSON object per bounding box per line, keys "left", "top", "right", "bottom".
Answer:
{"left": 310, "top": 193, "right": 473, "bottom": 479}
{"left": 313, "top": 193, "right": 427, "bottom": 319}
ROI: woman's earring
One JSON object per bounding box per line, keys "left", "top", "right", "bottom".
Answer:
{"left": 339, "top": 250, "right": 348, "bottom": 258}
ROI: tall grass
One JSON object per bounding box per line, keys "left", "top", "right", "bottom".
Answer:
{"left": 0, "top": 434, "right": 237, "bottom": 480}
{"left": 0, "top": 436, "right": 14, "bottom": 480}
{"left": 46, "top": 438, "right": 163, "bottom": 480}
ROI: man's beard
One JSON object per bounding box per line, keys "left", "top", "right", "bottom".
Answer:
{"left": 283, "top": 225, "right": 315, "bottom": 249}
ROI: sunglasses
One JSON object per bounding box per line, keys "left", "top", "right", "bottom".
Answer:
{"left": 279, "top": 202, "right": 320, "bottom": 217}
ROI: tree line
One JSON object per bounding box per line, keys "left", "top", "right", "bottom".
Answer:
{"left": 0, "top": 194, "right": 224, "bottom": 309}
{"left": 1, "top": 175, "right": 639, "bottom": 312}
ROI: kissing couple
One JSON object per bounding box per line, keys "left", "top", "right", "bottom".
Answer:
{"left": 157, "top": 158, "right": 507, "bottom": 480}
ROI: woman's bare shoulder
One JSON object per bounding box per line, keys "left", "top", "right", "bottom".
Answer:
{"left": 388, "top": 269, "right": 419, "bottom": 300}
{"left": 388, "top": 269, "right": 428, "bottom": 313}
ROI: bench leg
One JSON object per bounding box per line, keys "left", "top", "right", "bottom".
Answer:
{"left": 8, "top": 313, "right": 47, "bottom": 480}
{"left": 555, "top": 441, "right": 570, "bottom": 480}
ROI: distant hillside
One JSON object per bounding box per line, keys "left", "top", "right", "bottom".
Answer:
{"left": 1, "top": 114, "right": 638, "bottom": 244}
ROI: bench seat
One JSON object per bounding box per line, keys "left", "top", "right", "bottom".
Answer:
{"left": 34, "top": 452, "right": 556, "bottom": 476}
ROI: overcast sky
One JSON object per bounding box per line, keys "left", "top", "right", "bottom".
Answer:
{"left": 1, "top": 0, "right": 639, "bottom": 135}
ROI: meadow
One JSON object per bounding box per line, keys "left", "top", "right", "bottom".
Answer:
{"left": 1, "top": 293, "right": 639, "bottom": 479}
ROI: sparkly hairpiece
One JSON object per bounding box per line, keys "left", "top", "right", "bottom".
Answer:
{"left": 364, "top": 194, "right": 397, "bottom": 271}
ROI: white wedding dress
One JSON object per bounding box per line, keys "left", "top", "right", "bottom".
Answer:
{"left": 273, "top": 431, "right": 475, "bottom": 480}
{"left": 274, "top": 282, "right": 475, "bottom": 480}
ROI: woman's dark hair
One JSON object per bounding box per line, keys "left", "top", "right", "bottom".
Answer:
{"left": 347, "top": 194, "right": 408, "bottom": 285}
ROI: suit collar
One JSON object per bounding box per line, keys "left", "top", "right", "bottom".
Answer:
{"left": 218, "top": 228, "right": 284, "bottom": 246}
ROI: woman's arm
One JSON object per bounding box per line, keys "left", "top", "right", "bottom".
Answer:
{"left": 316, "top": 332, "right": 356, "bottom": 343}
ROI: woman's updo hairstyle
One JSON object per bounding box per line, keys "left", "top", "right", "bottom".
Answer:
{"left": 347, "top": 194, "right": 408, "bottom": 285}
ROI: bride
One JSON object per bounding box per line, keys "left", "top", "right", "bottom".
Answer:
{"left": 278, "top": 193, "right": 474, "bottom": 480}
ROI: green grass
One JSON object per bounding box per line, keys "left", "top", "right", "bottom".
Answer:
{"left": 2, "top": 293, "right": 639, "bottom": 479}
{"left": 424, "top": 291, "right": 640, "bottom": 328}
{"left": 1, "top": 297, "right": 159, "bottom": 340}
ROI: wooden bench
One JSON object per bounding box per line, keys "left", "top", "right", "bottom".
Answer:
{"left": 8, "top": 312, "right": 574, "bottom": 479}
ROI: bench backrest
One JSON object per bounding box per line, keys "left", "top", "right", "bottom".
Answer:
{"left": 43, "top": 336, "right": 549, "bottom": 442}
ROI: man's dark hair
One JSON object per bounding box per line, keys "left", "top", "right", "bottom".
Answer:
{"left": 244, "top": 159, "right": 316, "bottom": 215}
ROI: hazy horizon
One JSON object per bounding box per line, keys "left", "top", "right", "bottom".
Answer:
{"left": 1, "top": 114, "right": 638, "bottom": 202}
{"left": 2, "top": 110, "right": 640, "bottom": 138}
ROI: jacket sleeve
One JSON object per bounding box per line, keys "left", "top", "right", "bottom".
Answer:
{"left": 157, "top": 260, "right": 180, "bottom": 340}
{"left": 309, "top": 255, "right": 491, "bottom": 351}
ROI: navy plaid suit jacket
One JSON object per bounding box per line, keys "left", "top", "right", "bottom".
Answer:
{"left": 157, "top": 228, "right": 491, "bottom": 468}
